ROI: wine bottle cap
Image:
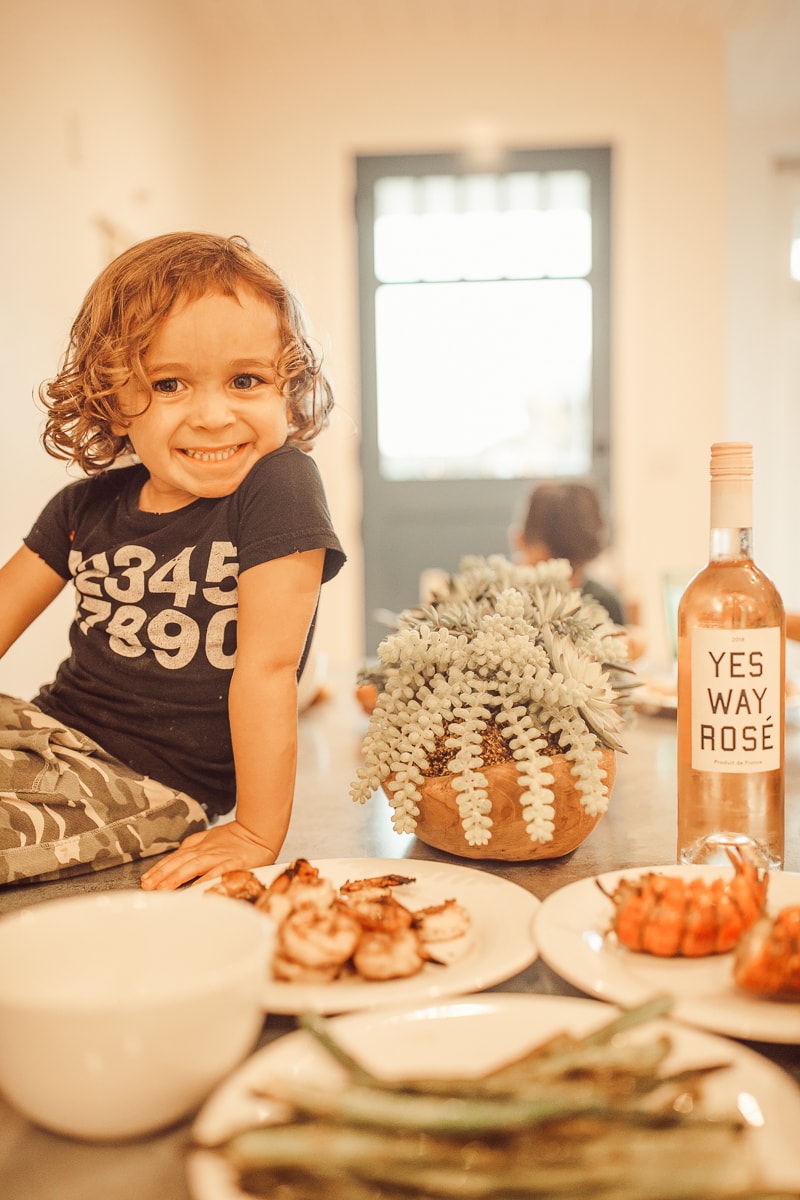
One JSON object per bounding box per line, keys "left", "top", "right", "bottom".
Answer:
{"left": 710, "top": 441, "right": 753, "bottom": 480}
{"left": 709, "top": 442, "right": 753, "bottom": 528}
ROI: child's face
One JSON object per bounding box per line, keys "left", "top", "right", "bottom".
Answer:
{"left": 115, "top": 288, "right": 289, "bottom": 511}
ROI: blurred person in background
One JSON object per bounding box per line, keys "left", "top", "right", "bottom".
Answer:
{"left": 512, "top": 482, "right": 645, "bottom": 660}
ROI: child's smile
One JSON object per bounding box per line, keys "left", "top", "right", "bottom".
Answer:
{"left": 182, "top": 444, "right": 243, "bottom": 463}
{"left": 115, "top": 288, "right": 289, "bottom": 512}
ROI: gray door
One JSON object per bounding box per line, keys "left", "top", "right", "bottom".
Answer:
{"left": 355, "top": 149, "right": 611, "bottom": 656}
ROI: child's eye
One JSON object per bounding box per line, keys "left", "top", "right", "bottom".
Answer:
{"left": 152, "top": 377, "right": 183, "bottom": 394}
{"left": 231, "top": 373, "right": 263, "bottom": 391}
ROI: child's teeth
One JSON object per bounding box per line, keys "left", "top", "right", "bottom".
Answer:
{"left": 185, "top": 446, "right": 239, "bottom": 462}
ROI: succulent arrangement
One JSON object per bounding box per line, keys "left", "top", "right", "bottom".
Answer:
{"left": 350, "top": 555, "right": 635, "bottom": 851}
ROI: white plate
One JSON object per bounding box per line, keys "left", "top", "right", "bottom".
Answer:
{"left": 633, "top": 679, "right": 678, "bottom": 717}
{"left": 535, "top": 865, "right": 800, "bottom": 1043}
{"left": 202, "top": 857, "right": 539, "bottom": 1014}
{"left": 187, "top": 993, "right": 800, "bottom": 1199}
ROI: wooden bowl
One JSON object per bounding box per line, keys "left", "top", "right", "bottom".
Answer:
{"left": 396, "top": 748, "right": 616, "bottom": 861}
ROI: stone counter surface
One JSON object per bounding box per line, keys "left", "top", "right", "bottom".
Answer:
{"left": 2, "top": 686, "right": 799, "bottom": 1199}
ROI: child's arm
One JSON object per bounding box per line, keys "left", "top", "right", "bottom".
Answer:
{"left": 0, "top": 545, "right": 67, "bottom": 658}
{"left": 140, "top": 547, "right": 326, "bottom": 890}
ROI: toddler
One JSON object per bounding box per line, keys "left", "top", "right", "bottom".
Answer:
{"left": 0, "top": 232, "right": 345, "bottom": 889}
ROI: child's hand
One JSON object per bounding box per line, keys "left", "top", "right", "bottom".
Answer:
{"left": 139, "top": 820, "right": 278, "bottom": 891}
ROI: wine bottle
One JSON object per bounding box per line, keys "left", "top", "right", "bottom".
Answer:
{"left": 677, "top": 441, "right": 785, "bottom": 869}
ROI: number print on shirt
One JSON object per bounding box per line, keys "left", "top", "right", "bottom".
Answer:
{"left": 149, "top": 549, "right": 198, "bottom": 607}
{"left": 103, "top": 545, "right": 156, "bottom": 602}
{"left": 68, "top": 541, "right": 239, "bottom": 671}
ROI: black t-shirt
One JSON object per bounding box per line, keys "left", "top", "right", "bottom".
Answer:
{"left": 23, "top": 445, "right": 346, "bottom": 816}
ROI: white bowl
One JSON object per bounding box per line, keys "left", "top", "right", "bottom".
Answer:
{"left": 0, "top": 889, "right": 273, "bottom": 1141}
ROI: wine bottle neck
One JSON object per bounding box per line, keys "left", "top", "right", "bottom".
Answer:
{"left": 709, "top": 476, "right": 752, "bottom": 560}
{"left": 709, "top": 525, "right": 753, "bottom": 561}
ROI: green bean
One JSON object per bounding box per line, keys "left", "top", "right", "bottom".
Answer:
{"left": 228, "top": 1116, "right": 752, "bottom": 1199}
{"left": 227, "top": 1123, "right": 428, "bottom": 1174}
{"left": 297, "top": 1011, "right": 383, "bottom": 1086}
{"left": 260, "top": 1075, "right": 631, "bottom": 1133}
{"left": 211, "top": 997, "right": 777, "bottom": 1200}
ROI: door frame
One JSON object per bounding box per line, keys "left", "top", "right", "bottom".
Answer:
{"left": 355, "top": 146, "right": 612, "bottom": 655}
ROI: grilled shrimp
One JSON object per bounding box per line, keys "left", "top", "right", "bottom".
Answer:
{"left": 206, "top": 869, "right": 267, "bottom": 903}
{"left": 599, "top": 847, "right": 768, "bottom": 957}
{"left": 413, "top": 898, "right": 471, "bottom": 943}
{"left": 340, "top": 872, "right": 416, "bottom": 894}
{"left": 253, "top": 859, "right": 336, "bottom": 922}
{"left": 339, "top": 873, "right": 416, "bottom": 905}
{"left": 266, "top": 857, "right": 320, "bottom": 893}
{"left": 412, "top": 898, "right": 474, "bottom": 965}
{"left": 352, "top": 927, "right": 426, "bottom": 981}
{"left": 271, "top": 953, "right": 343, "bottom": 984}
{"left": 276, "top": 904, "right": 362, "bottom": 973}
{"left": 284, "top": 875, "right": 338, "bottom": 912}
{"left": 340, "top": 892, "right": 415, "bottom": 933}
{"left": 733, "top": 905, "right": 800, "bottom": 999}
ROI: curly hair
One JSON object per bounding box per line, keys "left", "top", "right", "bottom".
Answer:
{"left": 521, "top": 481, "right": 607, "bottom": 568}
{"left": 39, "top": 232, "right": 334, "bottom": 474}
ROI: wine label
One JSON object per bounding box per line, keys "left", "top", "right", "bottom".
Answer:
{"left": 690, "top": 627, "right": 782, "bottom": 772}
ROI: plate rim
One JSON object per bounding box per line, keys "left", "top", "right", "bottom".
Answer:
{"left": 534, "top": 863, "right": 800, "bottom": 1043}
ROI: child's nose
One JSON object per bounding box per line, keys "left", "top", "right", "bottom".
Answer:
{"left": 190, "top": 388, "right": 236, "bottom": 428}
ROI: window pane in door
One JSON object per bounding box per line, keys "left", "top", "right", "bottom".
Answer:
{"left": 375, "top": 278, "right": 592, "bottom": 481}
{"left": 374, "top": 170, "right": 592, "bottom": 283}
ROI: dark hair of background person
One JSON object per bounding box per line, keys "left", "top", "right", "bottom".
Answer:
{"left": 520, "top": 481, "right": 607, "bottom": 568}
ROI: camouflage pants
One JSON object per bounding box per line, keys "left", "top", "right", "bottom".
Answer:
{"left": 0, "top": 695, "right": 208, "bottom": 886}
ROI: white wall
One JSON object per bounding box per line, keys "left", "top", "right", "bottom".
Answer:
{"left": 184, "top": 0, "right": 731, "bottom": 671}
{"left": 0, "top": 0, "right": 222, "bottom": 694}
{"left": 2, "top": 0, "right": 797, "bottom": 699}
{"left": 727, "top": 4, "right": 800, "bottom": 612}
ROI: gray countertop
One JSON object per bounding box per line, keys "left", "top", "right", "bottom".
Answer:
{"left": 2, "top": 683, "right": 799, "bottom": 1199}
